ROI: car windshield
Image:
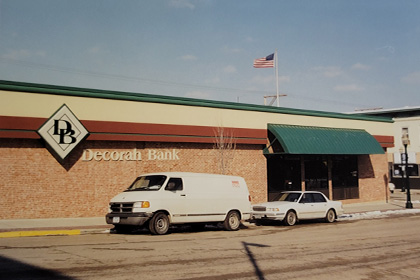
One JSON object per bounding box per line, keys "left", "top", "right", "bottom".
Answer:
{"left": 278, "top": 192, "right": 301, "bottom": 202}
{"left": 125, "top": 175, "right": 167, "bottom": 191}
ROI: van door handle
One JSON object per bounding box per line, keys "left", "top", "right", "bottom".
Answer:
{"left": 180, "top": 194, "right": 186, "bottom": 197}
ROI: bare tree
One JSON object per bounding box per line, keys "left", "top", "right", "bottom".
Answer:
{"left": 213, "top": 126, "right": 236, "bottom": 175}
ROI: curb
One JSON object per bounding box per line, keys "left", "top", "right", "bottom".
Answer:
{"left": 0, "top": 229, "right": 81, "bottom": 238}
{"left": 0, "top": 225, "right": 112, "bottom": 238}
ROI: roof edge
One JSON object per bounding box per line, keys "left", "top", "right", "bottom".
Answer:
{"left": 0, "top": 80, "right": 393, "bottom": 123}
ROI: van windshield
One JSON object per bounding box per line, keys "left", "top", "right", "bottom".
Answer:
{"left": 125, "top": 175, "right": 167, "bottom": 191}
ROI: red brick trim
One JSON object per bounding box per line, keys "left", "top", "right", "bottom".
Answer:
{"left": 0, "top": 115, "right": 394, "bottom": 147}
{"left": 0, "top": 116, "right": 267, "bottom": 145}
{"left": 373, "top": 135, "right": 394, "bottom": 148}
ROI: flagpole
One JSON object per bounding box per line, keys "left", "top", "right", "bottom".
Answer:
{"left": 275, "top": 49, "right": 279, "bottom": 107}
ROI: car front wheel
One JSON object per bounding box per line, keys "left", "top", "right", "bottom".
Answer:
{"left": 284, "top": 210, "right": 297, "bottom": 226}
{"left": 325, "top": 209, "right": 336, "bottom": 223}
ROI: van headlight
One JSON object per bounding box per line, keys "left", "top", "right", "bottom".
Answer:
{"left": 132, "top": 201, "right": 150, "bottom": 212}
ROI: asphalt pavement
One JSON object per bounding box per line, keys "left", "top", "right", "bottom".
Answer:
{"left": 1, "top": 190, "right": 419, "bottom": 238}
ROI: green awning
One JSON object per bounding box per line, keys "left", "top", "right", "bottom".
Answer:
{"left": 265, "top": 124, "right": 384, "bottom": 155}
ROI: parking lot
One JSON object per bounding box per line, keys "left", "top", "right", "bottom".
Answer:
{"left": 1, "top": 210, "right": 420, "bottom": 280}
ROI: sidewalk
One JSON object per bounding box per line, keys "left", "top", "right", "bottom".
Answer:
{"left": 1, "top": 190, "right": 419, "bottom": 238}
{"left": 343, "top": 189, "right": 420, "bottom": 214}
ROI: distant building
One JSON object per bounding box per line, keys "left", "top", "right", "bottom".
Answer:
{"left": 351, "top": 106, "right": 420, "bottom": 190}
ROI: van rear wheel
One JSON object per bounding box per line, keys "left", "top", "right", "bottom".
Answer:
{"left": 149, "top": 212, "right": 170, "bottom": 235}
{"left": 223, "top": 211, "right": 241, "bottom": 231}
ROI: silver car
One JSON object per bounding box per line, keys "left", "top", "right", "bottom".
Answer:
{"left": 251, "top": 191, "right": 344, "bottom": 226}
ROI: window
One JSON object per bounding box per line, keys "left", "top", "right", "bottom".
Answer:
{"left": 300, "top": 193, "right": 314, "bottom": 203}
{"left": 279, "top": 192, "right": 301, "bottom": 202}
{"left": 402, "top": 127, "right": 409, "bottom": 139}
{"left": 305, "top": 157, "right": 328, "bottom": 190}
{"left": 313, "top": 193, "right": 327, "bottom": 203}
{"left": 165, "top": 178, "right": 183, "bottom": 191}
{"left": 393, "top": 164, "right": 420, "bottom": 178}
{"left": 300, "top": 193, "right": 327, "bottom": 203}
{"left": 332, "top": 156, "right": 359, "bottom": 200}
{"left": 125, "top": 175, "right": 167, "bottom": 191}
{"left": 332, "top": 156, "right": 358, "bottom": 189}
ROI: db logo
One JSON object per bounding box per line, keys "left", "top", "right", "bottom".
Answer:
{"left": 53, "top": 119, "right": 77, "bottom": 144}
{"left": 38, "top": 104, "right": 89, "bottom": 160}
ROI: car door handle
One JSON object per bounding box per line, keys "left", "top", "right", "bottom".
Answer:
{"left": 180, "top": 194, "right": 186, "bottom": 197}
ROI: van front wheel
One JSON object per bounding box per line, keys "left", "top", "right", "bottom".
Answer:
{"left": 223, "top": 211, "right": 241, "bottom": 231}
{"left": 149, "top": 212, "right": 170, "bottom": 235}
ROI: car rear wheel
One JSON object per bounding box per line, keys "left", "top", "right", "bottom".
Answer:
{"left": 325, "top": 209, "right": 336, "bottom": 223}
{"left": 284, "top": 210, "right": 297, "bottom": 226}
{"left": 149, "top": 212, "right": 170, "bottom": 235}
{"left": 223, "top": 211, "right": 241, "bottom": 231}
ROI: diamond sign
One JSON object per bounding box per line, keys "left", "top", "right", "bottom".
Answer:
{"left": 38, "top": 104, "right": 89, "bottom": 160}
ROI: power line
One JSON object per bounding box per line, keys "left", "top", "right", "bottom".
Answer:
{"left": 0, "top": 58, "right": 272, "bottom": 95}
{"left": 0, "top": 57, "right": 374, "bottom": 109}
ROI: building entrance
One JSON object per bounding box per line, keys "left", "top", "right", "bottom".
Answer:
{"left": 267, "top": 156, "right": 301, "bottom": 201}
{"left": 266, "top": 155, "right": 360, "bottom": 201}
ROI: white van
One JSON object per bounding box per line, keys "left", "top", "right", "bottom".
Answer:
{"left": 105, "top": 172, "right": 252, "bottom": 235}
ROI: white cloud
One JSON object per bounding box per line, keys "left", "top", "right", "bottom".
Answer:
{"left": 351, "top": 63, "right": 371, "bottom": 71}
{"left": 205, "top": 77, "right": 220, "bottom": 84}
{"left": 401, "top": 72, "right": 420, "bottom": 85}
{"left": 88, "top": 46, "right": 105, "bottom": 55}
{"left": 376, "top": 45, "right": 395, "bottom": 54}
{"left": 245, "top": 37, "right": 255, "bottom": 43}
{"left": 169, "top": 0, "right": 195, "bottom": 9}
{"left": 313, "top": 66, "right": 343, "bottom": 78}
{"left": 223, "top": 65, "right": 237, "bottom": 74}
{"left": 1, "top": 49, "right": 45, "bottom": 60}
{"left": 333, "top": 84, "right": 364, "bottom": 92}
{"left": 180, "top": 54, "right": 197, "bottom": 61}
{"left": 221, "top": 46, "right": 242, "bottom": 53}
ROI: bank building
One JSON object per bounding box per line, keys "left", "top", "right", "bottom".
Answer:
{"left": 0, "top": 80, "right": 394, "bottom": 220}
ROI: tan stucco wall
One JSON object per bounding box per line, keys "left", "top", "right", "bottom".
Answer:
{"left": 1, "top": 90, "right": 393, "bottom": 136}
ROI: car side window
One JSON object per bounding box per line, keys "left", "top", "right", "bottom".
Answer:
{"left": 313, "top": 193, "right": 327, "bottom": 203}
{"left": 165, "top": 178, "right": 183, "bottom": 191}
{"left": 300, "top": 193, "right": 315, "bottom": 203}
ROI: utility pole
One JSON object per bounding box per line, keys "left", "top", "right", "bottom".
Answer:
{"left": 264, "top": 94, "right": 287, "bottom": 106}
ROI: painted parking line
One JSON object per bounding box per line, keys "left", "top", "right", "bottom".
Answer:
{"left": 0, "top": 229, "right": 81, "bottom": 238}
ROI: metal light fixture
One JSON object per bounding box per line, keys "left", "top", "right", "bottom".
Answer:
{"left": 401, "top": 133, "right": 413, "bottom": 209}
{"left": 399, "top": 147, "right": 406, "bottom": 192}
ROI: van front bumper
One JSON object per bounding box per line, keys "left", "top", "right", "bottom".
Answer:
{"left": 106, "top": 212, "right": 153, "bottom": 226}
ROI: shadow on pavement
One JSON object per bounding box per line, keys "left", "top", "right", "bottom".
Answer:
{"left": 242, "top": 242, "right": 271, "bottom": 280}
{"left": 111, "top": 222, "right": 251, "bottom": 235}
{"left": 0, "top": 255, "right": 73, "bottom": 280}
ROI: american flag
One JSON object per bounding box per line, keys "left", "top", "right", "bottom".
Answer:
{"left": 253, "top": 53, "right": 275, "bottom": 68}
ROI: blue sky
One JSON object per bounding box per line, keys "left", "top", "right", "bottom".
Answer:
{"left": 1, "top": 0, "right": 419, "bottom": 112}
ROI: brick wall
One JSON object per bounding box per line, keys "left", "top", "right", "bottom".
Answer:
{"left": 0, "top": 138, "right": 390, "bottom": 219}
{"left": 0, "top": 139, "right": 267, "bottom": 219}
{"left": 342, "top": 154, "right": 389, "bottom": 204}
